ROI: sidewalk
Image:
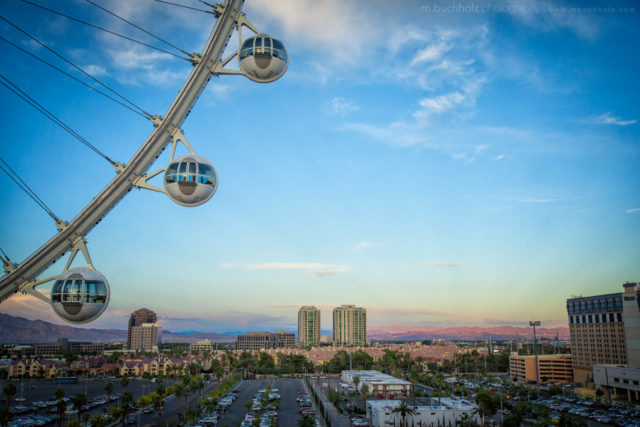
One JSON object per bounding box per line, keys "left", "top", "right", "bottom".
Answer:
{"left": 306, "top": 378, "right": 351, "bottom": 427}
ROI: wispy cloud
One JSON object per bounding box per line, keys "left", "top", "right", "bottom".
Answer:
{"left": 354, "top": 241, "right": 380, "bottom": 250}
{"left": 594, "top": 112, "right": 637, "bottom": 126}
{"left": 223, "top": 262, "right": 348, "bottom": 277}
{"left": 626, "top": 208, "right": 640, "bottom": 214}
{"left": 418, "top": 262, "right": 459, "bottom": 268}
{"left": 330, "top": 97, "right": 359, "bottom": 116}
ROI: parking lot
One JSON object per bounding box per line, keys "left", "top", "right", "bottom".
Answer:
{"left": 212, "top": 378, "right": 319, "bottom": 427}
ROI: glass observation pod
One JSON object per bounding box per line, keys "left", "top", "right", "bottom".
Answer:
{"left": 239, "top": 34, "right": 288, "bottom": 83}
{"left": 51, "top": 267, "right": 110, "bottom": 324}
{"left": 164, "top": 154, "right": 218, "bottom": 207}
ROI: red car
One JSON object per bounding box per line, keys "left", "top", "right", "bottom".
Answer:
{"left": 232, "top": 389, "right": 241, "bottom": 393}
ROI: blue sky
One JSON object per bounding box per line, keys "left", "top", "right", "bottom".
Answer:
{"left": 0, "top": 0, "right": 638, "bottom": 333}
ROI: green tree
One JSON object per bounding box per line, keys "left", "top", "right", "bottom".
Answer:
{"left": 392, "top": 401, "right": 417, "bottom": 427}
{"left": 353, "top": 376, "right": 360, "bottom": 395}
{"left": 409, "top": 370, "right": 421, "bottom": 407}
{"left": 55, "top": 389, "right": 67, "bottom": 427}
{"left": 361, "top": 383, "right": 369, "bottom": 413}
{"left": 89, "top": 413, "right": 108, "bottom": 427}
{"left": 104, "top": 381, "right": 114, "bottom": 404}
{"left": 120, "top": 375, "right": 129, "bottom": 393}
{"left": 0, "top": 407, "right": 13, "bottom": 427}
{"left": 1, "top": 383, "right": 15, "bottom": 409}
{"left": 456, "top": 412, "right": 479, "bottom": 427}
{"left": 474, "top": 390, "right": 499, "bottom": 425}
{"left": 119, "top": 392, "right": 134, "bottom": 427}
{"left": 153, "top": 381, "right": 167, "bottom": 427}
{"left": 298, "top": 413, "right": 316, "bottom": 427}
{"left": 72, "top": 392, "right": 87, "bottom": 422}
{"left": 173, "top": 382, "right": 184, "bottom": 417}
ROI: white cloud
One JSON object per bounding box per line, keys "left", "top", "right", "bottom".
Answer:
{"left": 331, "top": 97, "right": 359, "bottom": 116}
{"left": 419, "top": 262, "right": 459, "bottom": 268}
{"left": 247, "top": 0, "right": 380, "bottom": 66}
{"left": 504, "top": 0, "right": 600, "bottom": 40}
{"left": 494, "top": 154, "right": 506, "bottom": 161}
{"left": 410, "top": 43, "right": 451, "bottom": 66}
{"left": 354, "top": 241, "right": 380, "bottom": 250}
{"left": 626, "top": 208, "right": 640, "bottom": 214}
{"left": 207, "top": 83, "right": 234, "bottom": 100}
{"left": 82, "top": 64, "right": 108, "bottom": 77}
{"left": 595, "top": 112, "right": 637, "bottom": 126}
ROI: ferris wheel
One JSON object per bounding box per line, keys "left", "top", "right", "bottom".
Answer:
{"left": 0, "top": 0, "right": 288, "bottom": 324}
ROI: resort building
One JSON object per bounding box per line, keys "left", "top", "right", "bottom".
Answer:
{"left": 298, "top": 306, "right": 320, "bottom": 348}
{"left": 333, "top": 305, "right": 367, "bottom": 347}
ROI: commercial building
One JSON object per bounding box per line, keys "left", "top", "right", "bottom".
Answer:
{"left": 341, "top": 370, "right": 411, "bottom": 396}
{"left": 367, "top": 398, "right": 480, "bottom": 427}
{"left": 127, "top": 308, "right": 158, "bottom": 350}
{"left": 34, "top": 338, "right": 104, "bottom": 356}
{"left": 592, "top": 282, "right": 640, "bottom": 401}
{"left": 566, "top": 289, "right": 627, "bottom": 387}
{"left": 333, "top": 305, "right": 367, "bottom": 347}
{"left": 298, "top": 306, "right": 320, "bottom": 348}
{"left": 189, "top": 340, "right": 213, "bottom": 353}
{"left": 509, "top": 354, "right": 573, "bottom": 384}
{"left": 236, "top": 331, "right": 295, "bottom": 350}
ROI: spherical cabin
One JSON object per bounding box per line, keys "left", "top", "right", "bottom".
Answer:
{"left": 163, "top": 154, "right": 218, "bottom": 207}
{"left": 51, "top": 267, "right": 110, "bottom": 324}
{"left": 238, "top": 34, "right": 288, "bottom": 83}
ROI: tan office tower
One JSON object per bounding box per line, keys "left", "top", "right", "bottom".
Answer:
{"left": 333, "top": 305, "right": 367, "bottom": 346}
{"left": 298, "top": 306, "right": 320, "bottom": 348}
{"left": 127, "top": 308, "right": 158, "bottom": 351}
{"left": 566, "top": 289, "right": 627, "bottom": 387}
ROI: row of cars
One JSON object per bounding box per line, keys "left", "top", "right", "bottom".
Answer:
{"left": 297, "top": 391, "right": 321, "bottom": 426}
{"left": 533, "top": 397, "right": 640, "bottom": 427}
{"left": 196, "top": 389, "right": 241, "bottom": 425}
{"left": 242, "top": 387, "right": 280, "bottom": 427}
{"left": 9, "top": 394, "right": 119, "bottom": 427}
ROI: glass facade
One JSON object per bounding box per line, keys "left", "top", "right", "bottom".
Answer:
{"left": 240, "top": 35, "right": 287, "bottom": 62}
{"left": 165, "top": 160, "right": 215, "bottom": 186}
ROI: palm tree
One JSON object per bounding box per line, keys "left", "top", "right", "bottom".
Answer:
{"left": 353, "top": 376, "right": 360, "bottom": 395}
{"left": 120, "top": 392, "right": 134, "bottom": 427}
{"left": 72, "top": 392, "right": 87, "bottom": 423}
{"left": 153, "top": 382, "right": 166, "bottom": 427}
{"left": 54, "top": 388, "right": 67, "bottom": 427}
{"left": 194, "top": 377, "right": 204, "bottom": 409}
{"left": 173, "top": 382, "right": 184, "bottom": 417}
{"left": 120, "top": 375, "right": 129, "bottom": 393}
{"left": 2, "top": 383, "right": 16, "bottom": 409}
{"left": 361, "top": 384, "right": 369, "bottom": 418}
{"left": 104, "top": 382, "right": 114, "bottom": 404}
{"left": 182, "top": 377, "right": 193, "bottom": 420}
{"left": 456, "top": 412, "right": 479, "bottom": 427}
{"left": 392, "top": 401, "right": 417, "bottom": 427}
{"left": 409, "top": 370, "right": 420, "bottom": 407}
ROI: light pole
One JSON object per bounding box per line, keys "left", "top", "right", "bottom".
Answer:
{"left": 529, "top": 321, "right": 541, "bottom": 398}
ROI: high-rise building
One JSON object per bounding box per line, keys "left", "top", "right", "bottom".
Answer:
{"left": 333, "top": 305, "right": 367, "bottom": 346}
{"left": 127, "top": 308, "right": 159, "bottom": 351}
{"left": 566, "top": 282, "right": 639, "bottom": 388}
{"left": 298, "top": 306, "right": 320, "bottom": 348}
{"left": 592, "top": 282, "right": 640, "bottom": 400}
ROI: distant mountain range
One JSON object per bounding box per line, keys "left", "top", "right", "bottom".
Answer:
{"left": 0, "top": 313, "right": 569, "bottom": 344}
{"left": 0, "top": 313, "right": 235, "bottom": 344}
{"left": 368, "top": 325, "right": 569, "bottom": 341}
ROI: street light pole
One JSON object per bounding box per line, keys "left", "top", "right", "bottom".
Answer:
{"left": 529, "top": 320, "right": 541, "bottom": 398}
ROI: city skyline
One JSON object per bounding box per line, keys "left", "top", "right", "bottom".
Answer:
{"left": 0, "top": 1, "right": 638, "bottom": 332}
